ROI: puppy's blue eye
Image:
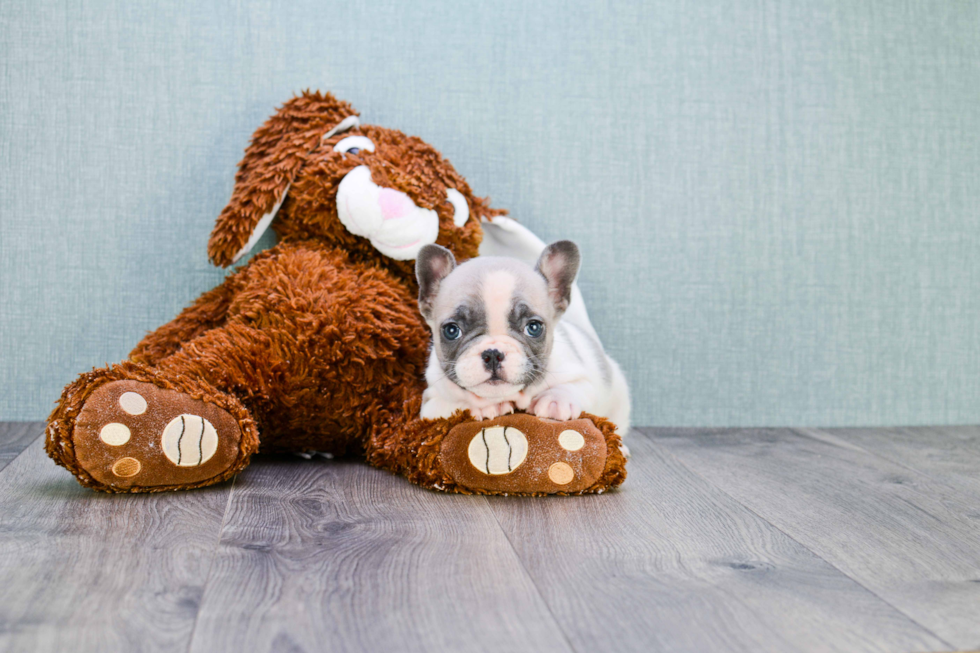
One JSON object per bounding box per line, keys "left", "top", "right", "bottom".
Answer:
{"left": 525, "top": 320, "right": 544, "bottom": 338}
{"left": 347, "top": 147, "right": 360, "bottom": 155}
{"left": 442, "top": 323, "right": 461, "bottom": 341}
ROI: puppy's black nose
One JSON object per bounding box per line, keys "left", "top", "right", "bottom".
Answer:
{"left": 481, "top": 349, "right": 505, "bottom": 372}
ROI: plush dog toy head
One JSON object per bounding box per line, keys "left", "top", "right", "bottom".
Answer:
{"left": 207, "top": 91, "right": 500, "bottom": 275}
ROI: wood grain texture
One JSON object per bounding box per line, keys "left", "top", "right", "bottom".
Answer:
{"left": 0, "top": 437, "right": 229, "bottom": 652}
{"left": 487, "top": 431, "right": 946, "bottom": 653}
{"left": 187, "top": 455, "right": 571, "bottom": 653}
{"left": 4, "top": 423, "right": 979, "bottom": 653}
{"left": 649, "top": 427, "right": 980, "bottom": 650}
{"left": 799, "top": 426, "right": 980, "bottom": 501}
{"left": 0, "top": 422, "right": 41, "bottom": 474}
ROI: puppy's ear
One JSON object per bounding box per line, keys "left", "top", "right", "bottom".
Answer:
{"left": 535, "top": 240, "right": 581, "bottom": 316}
{"left": 207, "top": 90, "right": 359, "bottom": 267}
{"left": 416, "top": 244, "right": 457, "bottom": 320}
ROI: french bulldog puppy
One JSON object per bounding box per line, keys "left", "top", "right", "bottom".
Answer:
{"left": 416, "top": 241, "right": 631, "bottom": 435}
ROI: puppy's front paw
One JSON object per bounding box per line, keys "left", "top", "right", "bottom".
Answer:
{"left": 471, "top": 401, "right": 516, "bottom": 421}
{"left": 420, "top": 396, "right": 464, "bottom": 420}
{"left": 530, "top": 390, "right": 581, "bottom": 421}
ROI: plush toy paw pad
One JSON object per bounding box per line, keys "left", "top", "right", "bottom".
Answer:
{"left": 548, "top": 461, "right": 575, "bottom": 485}
{"left": 467, "top": 426, "right": 529, "bottom": 474}
{"left": 557, "top": 429, "right": 585, "bottom": 451}
{"left": 72, "top": 380, "right": 244, "bottom": 489}
{"left": 118, "top": 391, "right": 148, "bottom": 415}
{"left": 441, "top": 413, "right": 607, "bottom": 494}
{"left": 111, "top": 457, "right": 142, "bottom": 477}
{"left": 161, "top": 415, "right": 219, "bottom": 466}
{"left": 99, "top": 422, "right": 131, "bottom": 445}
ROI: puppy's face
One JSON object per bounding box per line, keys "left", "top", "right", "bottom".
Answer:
{"left": 416, "top": 241, "right": 580, "bottom": 399}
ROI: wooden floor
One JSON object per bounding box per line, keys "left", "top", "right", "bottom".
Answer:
{"left": 0, "top": 423, "right": 978, "bottom": 653}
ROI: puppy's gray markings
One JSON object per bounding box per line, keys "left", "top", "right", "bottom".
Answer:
{"left": 415, "top": 240, "right": 631, "bottom": 436}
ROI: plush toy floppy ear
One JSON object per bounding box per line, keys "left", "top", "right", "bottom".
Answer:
{"left": 535, "top": 240, "right": 581, "bottom": 316}
{"left": 416, "top": 244, "right": 457, "bottom": 321}
{"left": 207, "top": 91, "right": 359, "bottom": 267}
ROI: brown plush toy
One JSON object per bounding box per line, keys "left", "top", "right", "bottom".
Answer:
{"left": 46, "top": 91, "right": 627, "bottom": 495}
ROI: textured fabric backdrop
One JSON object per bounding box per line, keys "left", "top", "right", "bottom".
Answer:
{"left": 2, "top": 0, "right": 978, "bottom": 425}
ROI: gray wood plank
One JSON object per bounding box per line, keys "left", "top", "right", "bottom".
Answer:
{"left": 486, "top": 431, "right": 947, "bottom": 653}
{"left": 0, "top": 422, "right": 42, "bottom": 474}
{"left": 187, "top": 455, "right": 572, "bottom": 653}
{"left": 0, "top": 437, "right": 230, "bottom": 653}
{"left": 798, "top": 426, "right": 980, "bottom": 501}
{"left": 649, "top": 426, "right": 980, "bottom": 651}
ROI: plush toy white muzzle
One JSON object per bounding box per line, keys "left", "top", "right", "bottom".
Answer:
{"left": 335, "top": 165, "right": 440, "bottom": 261}
{"left": 231, "top": 115, "right": 473, "bottom": 264}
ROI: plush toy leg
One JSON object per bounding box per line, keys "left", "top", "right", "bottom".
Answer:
{"left": 366, "top": 397, "right": 628, "bottom": 496}
{"left": 129, "top": 275, "right": 241, "bottom": 366}
{"left": 46, "top": 362, "right": 259, "bottom": 493}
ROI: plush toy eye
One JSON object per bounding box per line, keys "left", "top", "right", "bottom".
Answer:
{"left": 442, "top": 323, "right": 462, "bottom": 341}
{"left": 525, "top": 320, "right": 544, "bottom": 338}
{"left": 334, "top": 135, "right": 375, "bottom": 155}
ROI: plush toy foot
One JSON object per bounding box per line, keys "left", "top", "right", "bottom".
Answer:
{"left": 72, "top": 380, "right": 246, "bottom": 490}
{"left": 439, "top": 413, "right": 612, "bottom": 494}
{"left": 48, "top": 368, "right": 258, "bottom": 492}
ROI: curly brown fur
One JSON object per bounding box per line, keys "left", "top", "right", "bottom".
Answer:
{"left": 153, "top": 241, "right": 430, "bottom": 455}
{"left": 208, "top": 91, "right": 358, "bottom": 266}
{"left": 46, "top": 361, "right": 260, "bottom": 493}
{"left": 47, "top": 90, "right": 625, "bottom": 496}
{"left": 130, "top": 275, "right": 244, "bottom": 365}
{"left": 365, "top": 403, "right": 626, "bottom": 496}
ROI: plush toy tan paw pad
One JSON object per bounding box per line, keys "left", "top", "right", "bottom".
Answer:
{"left": 441, "top": 413, "right": 607, "bottom": 494}
{"left": 72, "top": 380, "right": 243, "bottom": 490}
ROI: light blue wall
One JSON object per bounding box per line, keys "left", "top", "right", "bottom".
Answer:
{"left": 2, "top": 0, "right": 979, "bottom": 426}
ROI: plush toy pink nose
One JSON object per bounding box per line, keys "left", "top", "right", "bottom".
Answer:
{"left": 378, "top": 188, "right": 414, "bottom": 221}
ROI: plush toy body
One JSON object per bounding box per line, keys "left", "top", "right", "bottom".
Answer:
{"left": 46, "top": 91, "right": 627, "bottom": 495}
